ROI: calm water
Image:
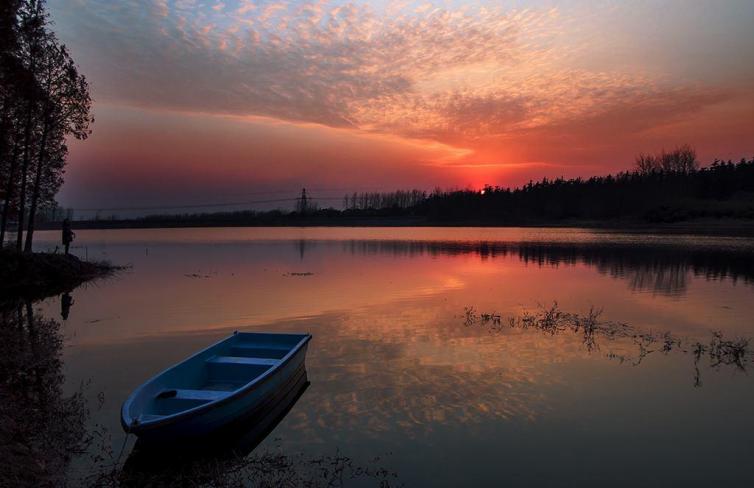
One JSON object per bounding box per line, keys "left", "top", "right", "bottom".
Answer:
{"left": 18, "top": 228, "right": 754, "bottom": 485}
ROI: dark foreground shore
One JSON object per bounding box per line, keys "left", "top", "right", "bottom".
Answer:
{"left": 0, "top": 250, "right": 116, "bottom": 300}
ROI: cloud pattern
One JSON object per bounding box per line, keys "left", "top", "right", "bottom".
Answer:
{"left": 51, "top": 0, "right": 751, "bottom": 163}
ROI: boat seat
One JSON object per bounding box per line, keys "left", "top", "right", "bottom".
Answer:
{"left": 206, "top": 356, "right": 279, "bottom": 383}
{"left": 207, "top": 356, "right": 280, "bottom": 367}
{"left": 230, "top": 343, "right": 290, "bottom": 359}
{"left": 147, "top": 388, "right": 230, "bottom": 417}
{"left": 233, "top": 342, "right": 289, "bottom": 351}
{"left": 167, "top": 389, "right": 229, "bottom": 401}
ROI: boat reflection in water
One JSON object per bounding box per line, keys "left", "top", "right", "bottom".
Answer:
{"left": 120, "top": 366, "right": 310, "bottom": 486}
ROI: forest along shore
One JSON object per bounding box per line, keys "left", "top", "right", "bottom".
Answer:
{"left": 39, "top": 153, "right": 754, "bottom": 235}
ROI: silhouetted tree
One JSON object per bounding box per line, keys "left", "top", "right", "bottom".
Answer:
{"left": 342, "top": 189, "right": 427, "bottom": 210}
{"left": 635, "top": 153, "right": 660, "bottom": 174}
{"left": 0, "top": 0, "right": 29, "bottom": 247}
{"left": 23, "top": 40, "right": 92, "bottom": 252}
{"left": 660, "top": 145, "right": 698, "bottom": 173}
{"left": 0, "top": 0, "right": 92, "bottom": 252}
{"left": 636, "top": 145, "right": 698, "bottom": 175}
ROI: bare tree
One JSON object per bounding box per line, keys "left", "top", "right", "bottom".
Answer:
{"left": 636, "top": 145, "right": 698, "bottom": 175}
{"left": 635, "top": 153, "right": 660, "bottom": 174}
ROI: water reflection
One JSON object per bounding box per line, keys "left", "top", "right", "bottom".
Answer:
{"left": 296, "top": 238, "right": 309, "bottom": 261}
{"left": 0, "top": 299, "right": 90, "bottom": 487}
{"left": 96, "top": 367, "right": 399, "bottom": 488}
{"left": 23, "top": 228, "right": 754, "bottom": 486}
{"left": 114, "top": 370, "right": 311, "bottom": 486}
{"left": 342, "top": 239, "right": 754, "bottom": 295}
{"left": 61, "top": 292, "right": 74, "bottom": 320}
{"left": 2, "top": 296, "right": 401, "bottom": 487}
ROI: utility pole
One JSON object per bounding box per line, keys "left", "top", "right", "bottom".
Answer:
{"left": 297, "top": 188, "right": 309, "bottom": 214}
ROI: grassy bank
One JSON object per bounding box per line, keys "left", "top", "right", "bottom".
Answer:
{"left": 0, "top": 249, "right": 116, "bottom": 301}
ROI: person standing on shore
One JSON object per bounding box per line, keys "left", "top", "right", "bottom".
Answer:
{"left": 62, "top": 219, "right": 75, "bottom": 254}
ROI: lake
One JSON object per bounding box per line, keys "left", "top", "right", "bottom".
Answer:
{"left": 11, "top": 227, "right": 754, "bottom": 486}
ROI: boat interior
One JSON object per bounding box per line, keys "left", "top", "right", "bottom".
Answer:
{"left": 129, "top": 333, "right": 308, "bottom": 422}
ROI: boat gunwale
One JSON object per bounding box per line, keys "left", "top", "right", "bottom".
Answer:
{"left": 121, "top": 331, "right": 311, "bottom": 433}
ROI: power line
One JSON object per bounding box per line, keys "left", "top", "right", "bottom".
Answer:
{"left": 71, "top": 195, "right": 345, "bottom": 213}
{"left": 68, "top": 186, "right": 433, "bottom": 213}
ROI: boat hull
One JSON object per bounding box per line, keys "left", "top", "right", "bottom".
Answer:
{"left": 121, "top": 369, "right": 310, "bottom": 479}
{"left": 124, "top": 335, "right": 309, "bottom": 444}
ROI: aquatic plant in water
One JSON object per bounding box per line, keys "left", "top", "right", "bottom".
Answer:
{"left": 463, "top": 302, "right": 751, "bottom": 387}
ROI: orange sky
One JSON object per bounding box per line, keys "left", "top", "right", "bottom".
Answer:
{"left": 48, "top": 0, "right": 754, "bottom": 213}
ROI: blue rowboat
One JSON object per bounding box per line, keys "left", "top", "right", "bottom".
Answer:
{"left": 121, "top": 331, "right": 311, "bottom": 443}
{"left": 121, "top": 368, "right": 310, "bottom": 481}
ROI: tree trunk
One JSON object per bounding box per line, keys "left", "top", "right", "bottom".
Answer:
{"left": 15, "top": 163, "right": 27, "bottom": 251}
{"left": 0, "top": 140, "right": 20, "bottom": 248}
{"left": 14, "top": 16, "right": 41, "bottom": 253}
{"left": 15, "top": 145, "right": 30, "bottom": 251}
{"left": 15, "top": 102, "right": 35, "bottom": 252}
{"left": 24, "top": 120, "right": 49, "bottom": 253}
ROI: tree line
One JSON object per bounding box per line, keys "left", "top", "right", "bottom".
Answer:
{"left": 0, "top": 0, "right": 92, "bottom": 252}
{"left": 330, "top": 147, "right": 753, "bottom": 224}
{"left": 416, "top": 150, "right": 754, "bottom": 223}
{"left": 342, "top": 189, "right": 427, "bottom": 210}
{"left": 62, "top": 148, "right": 754, "bottom": 229}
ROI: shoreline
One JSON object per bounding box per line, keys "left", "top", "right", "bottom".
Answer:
{"left": 35, "top": 217, "right": 754, "bottom": 237}
{"left": 0, "top": 250, "right": 119, "bottom": 303}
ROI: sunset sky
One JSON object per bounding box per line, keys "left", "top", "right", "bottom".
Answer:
{"left": 48, "top": 0, "right": 754, "bottom": 213}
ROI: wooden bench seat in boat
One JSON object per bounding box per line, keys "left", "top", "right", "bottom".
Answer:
{"left": 170, "top": 389, "right": 229, "bottom": 401}
{"left": 207, "top": 356, "right": 281, "bottom": 367}
{"left": 229, "top": 343, "right": 291, "bottom": 359}
{"left": 205, "top": 356, "right": 281, "bottom": 384}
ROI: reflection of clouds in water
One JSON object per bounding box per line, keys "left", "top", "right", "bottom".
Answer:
{"left": 272, "top": 307, "right": 603, "bottom": 441}
{"left": 274, "top": 295, "right": 754, "bottom": 444}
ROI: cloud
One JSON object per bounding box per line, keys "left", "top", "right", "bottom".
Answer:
{"left": 52, "top": 2, "right": 553, "bottom": 125}
{"left": 153, "top": 0, "right": 169, "bottom": 17}
{"left": 50, "top": 0, "right": 751, "bottom": 166}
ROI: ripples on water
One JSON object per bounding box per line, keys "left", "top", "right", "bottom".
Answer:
{"left": 2, "top": 227, "right": 753, "bottom": 486}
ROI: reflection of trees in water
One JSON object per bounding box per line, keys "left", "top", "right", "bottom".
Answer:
{"left": 464, "top": 303, "right": 751, "bottom": 387}
{"left": 620, "top": 263, "right": 688, "bottom": 295}
{"left": 342, "top": 240, "right": 754, "bottom": 295}
{"left": 0, "top": 300, "right": 90, "bottom": 487}
{"left": 113, "top": 449, "right": 398, "bottom": 488}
